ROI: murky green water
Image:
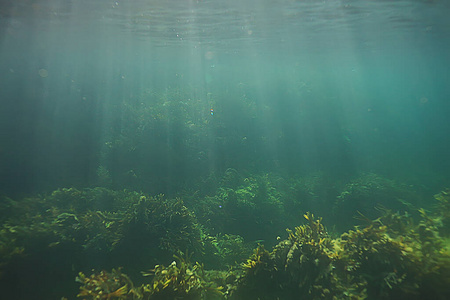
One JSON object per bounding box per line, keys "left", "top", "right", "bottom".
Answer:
{"left": 1, "top": 0, "right": 449, "bottom": 299}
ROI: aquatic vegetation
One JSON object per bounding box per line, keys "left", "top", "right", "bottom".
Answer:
{"left": 220, "top": 168, "right": 242, "bottom": 189}
{"left": 98, "top": 87, "right": 216, "bottom": 193}
{"left": 94, "top": 85, "right": 282, "bottom": 195}
{"left": 280, "top": 172, "right": 335, "bottom": 219}
{"left": 231, "top": 213, "right": 350, "bottom": 299}
{"left": 128, "top": 195, "right": 203, "bottom": 255}
{"left": 241, "top": 244, "right": 271, "bottom": 274}
{"left": 0, "top": 226, "right": 25, "bottom": 273}
{"left": 192, "top": 172, "right": 286, "bottom": 243}
{"left": 339, "top": 221, "right": 421, "bottom": 298}
{"left": 333, "top": 173, "right": 422, "bottom": 231}
{"left": 2, "top": 180, "right": 450, "bottom": 299}
{"left": 76, "top": 268, "right": 137, "bottom": 299}
{"left": 433, "top": 189, "right": 450, "bottom": 237}
{"left": 0, "top": 187, "right": 208, "bottom": 297}
{"left": 191, "top": 171, "right": 426, "bottom": 245}
{"left": 337, "top": 208, "right": 450, "bottom": 299}
{"left": 77, "top": 255, "right": 224, "bottom": 300}
{"left": 232, "top": 208, "right": 450, "bottom": 300}
{"left": 202, "top": 233, "right": 252, "bottom": 270}
{"left": 143, "top": 254, "right": 224, "bottom": 299}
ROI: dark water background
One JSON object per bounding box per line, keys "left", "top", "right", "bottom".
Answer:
{"left": 1, "top": 0, "right": 449, "bottom": 201}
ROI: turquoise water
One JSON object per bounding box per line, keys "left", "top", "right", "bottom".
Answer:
{"left": 1, "top": 0, "right": 449, "bottom": 195}
{"left": 0, "top": 0, "right": 450, "bottom": 299}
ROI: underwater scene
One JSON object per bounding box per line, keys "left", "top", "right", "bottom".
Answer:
{"left": 1, "top": 0, "right": 450, "bottom": 299}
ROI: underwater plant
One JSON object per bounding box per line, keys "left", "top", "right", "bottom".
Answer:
{"left": 232, "top": 207, "right": 450, "bottom": 300}
{"left": 2, "top": 181, "right": 450, "bottom": 300}
{"left": 201, "top": 233, "right": 252, "bottom": 270}
{"left": 191, "top": 172, "right": 287, "bottom": 245}
{"left": 433, "top": 189, "right": 450, "bottom": 237}
{"left": 120, "top": 194, "right": 204, "bottom": 260}
{"left": 76, "top": 268, "right": 137, "bottom": 299}
{"left": 0, "top": 188, "right": 210, "bottom": 298}
{"left": 333, "top": 173, "right": 422, "bottom": 231}
{"left": 142, "top": 254, "right": 224, "bottom": 300}
{"left": 76, "top": 254, "right": 224, "bottom": 300}
{"left": 231, "top": 213, "right": 350, "bottom": 300}
{"left": 337, "top": 208, "right": 450, "bottom": 299}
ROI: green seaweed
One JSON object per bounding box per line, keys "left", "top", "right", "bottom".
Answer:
{"left": 1, "top": 182, "right": 450, "bottom": 300}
